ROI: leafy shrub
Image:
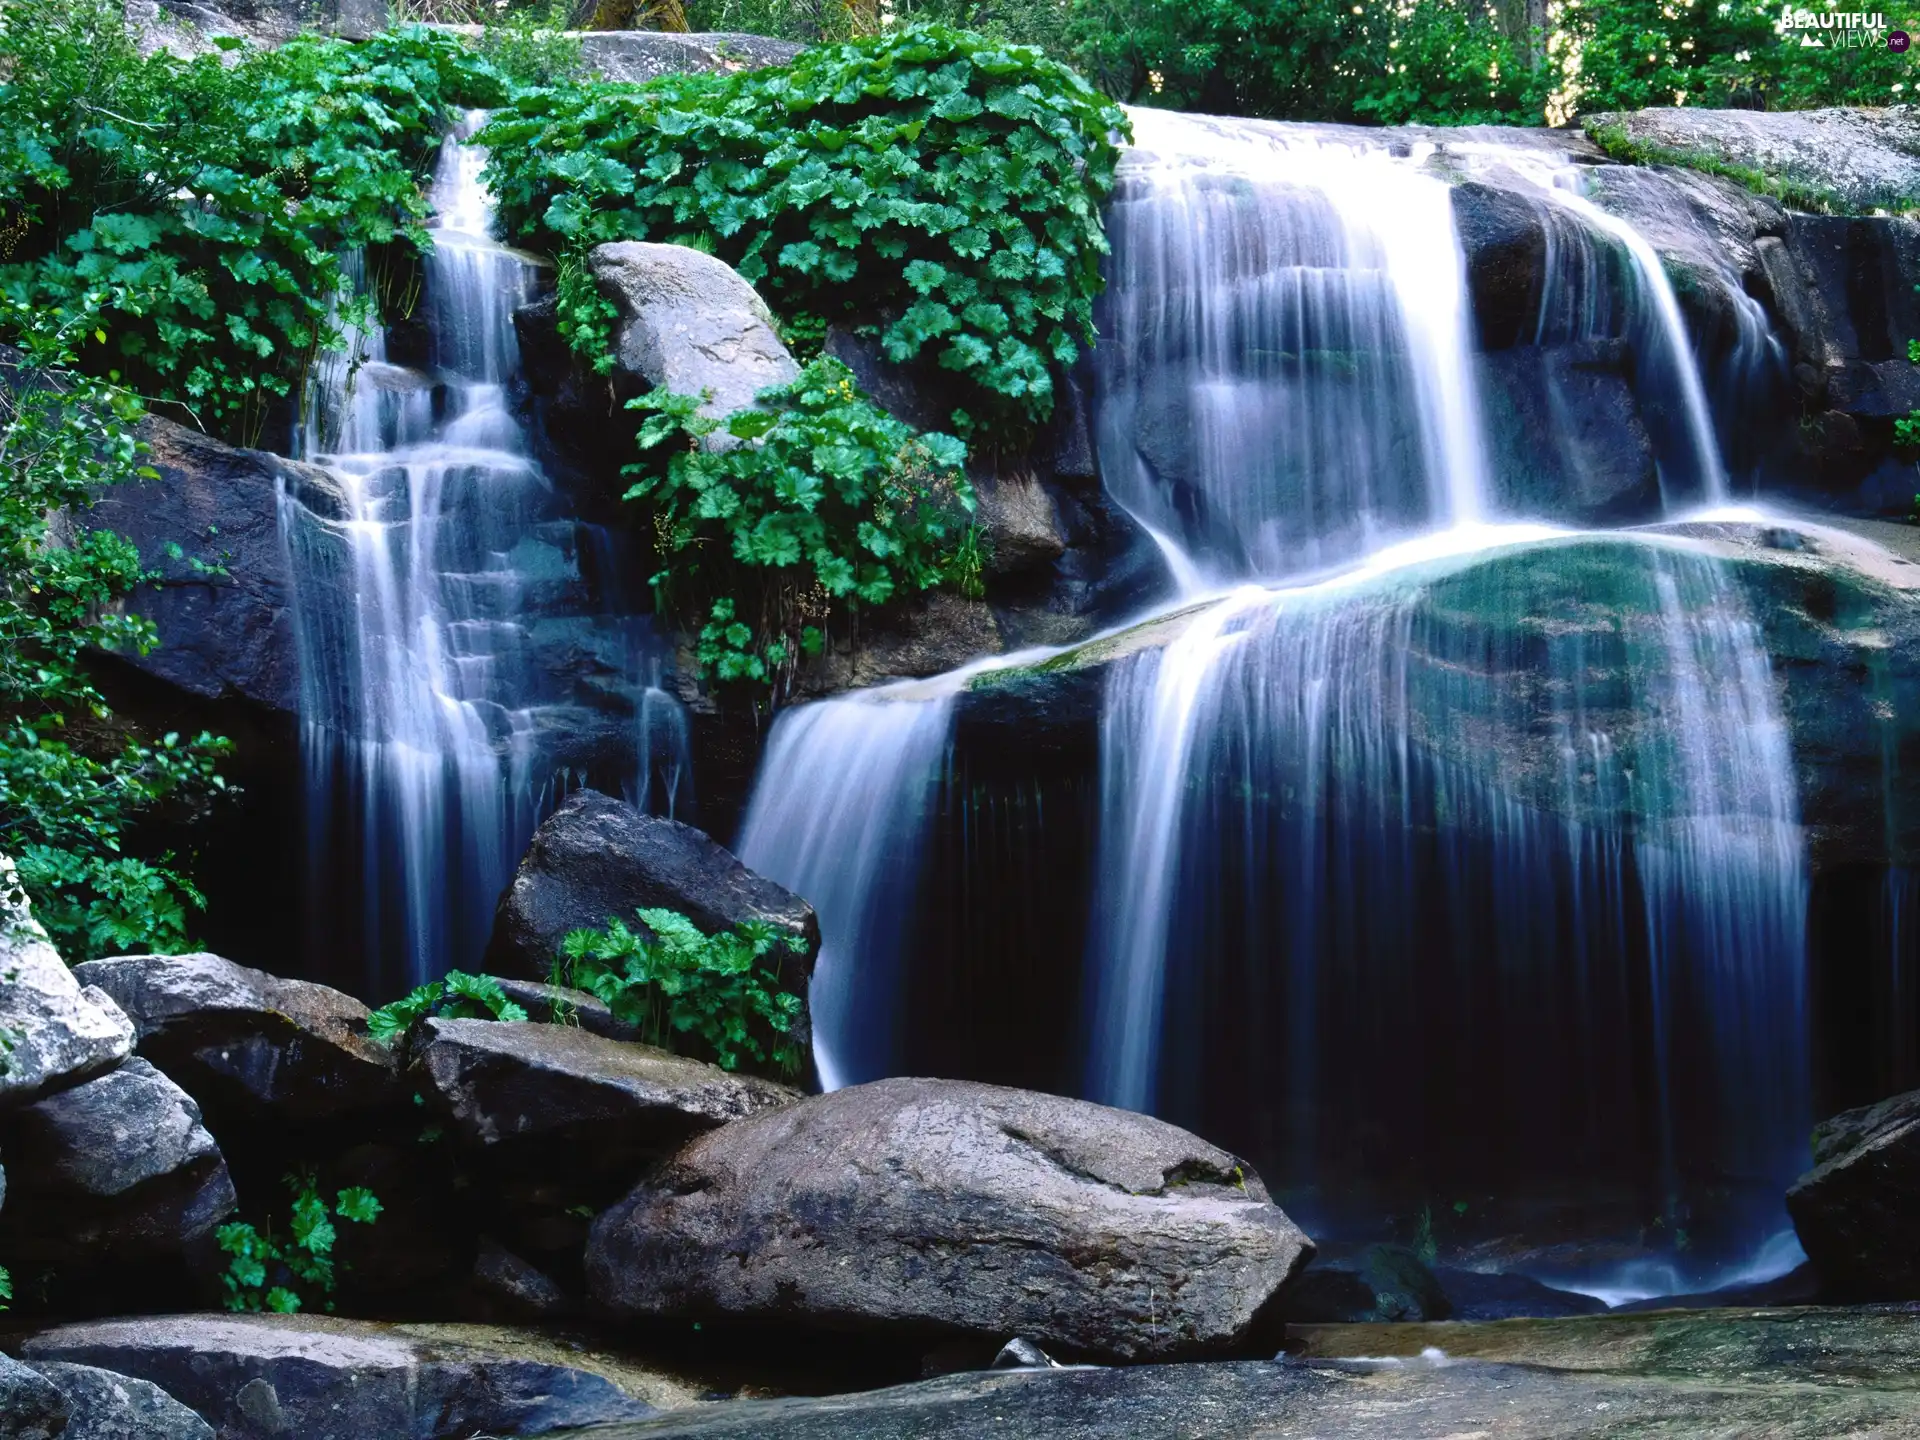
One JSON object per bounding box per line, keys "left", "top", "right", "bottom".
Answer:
{"left": 627, "top": 357, "right": 976, "bottom": 690}
{"left": 367, "top": 970, "right": 530, "bottom": 1044}
{"left": 0, "top": 0, "right": 504, "bottom": 443}
{"left": 218, "top": 1175, "right": 382, "bottom": 1314}
{"left": 478, "top": 25, "right": 1128, "bottom": 431}
{"left": 557, "top": 908, "right": 807, "bottom": 1075}
{"left": 0, "top": 305, "right": 230, "bottom": 959}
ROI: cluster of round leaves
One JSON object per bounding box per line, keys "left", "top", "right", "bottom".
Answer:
{"left": 477, "top": 24, "right": 1129, "bottom": 432}
{"left": 627, "top": 357, "right": 976, "bottom": 689}
{"left": 0, "top": 0, "right": 506, "bottom": 443}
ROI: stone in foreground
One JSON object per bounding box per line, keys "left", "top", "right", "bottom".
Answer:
{"left": 30, "top": 1361, "right": 214, "bottom": 1440}
{"left": 412, "top": 1016, "right": 797, "bottom": 1153}
{"left": 1787, "top": 1086, "right": 1920, "bottom": 1299}
{"left": 483, "top": 789, "right": 819, "bottom": 979}
{"left": 0, "top": 1352, "right": 68, "bottom": 1440}
{"left": 71, "top": 952, "right": 397, "bottom": 1120}
{"left": 0, "top": 857, "right": 135, "bottom": 1105}
{"left": 587, "top": 1076, "right": 1312, "bottom": 1362}
{"left": 15, "top": 1314, "right": 655, "bottom": 1440}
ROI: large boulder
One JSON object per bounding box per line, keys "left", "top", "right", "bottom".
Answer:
{"left": 70, "top": 953, "right": 397, "bottom": 1122}
{"left": 15, "top": 1315, "right": 656, "bottom": 1440}
{"left": 0, "top": 1057, "right": 235, "bottom": 1262}
{"left": 1585, "top": 106, "right": 1920, "bottom": 215}
{"left": 0, "top": 857, "right": 135, "bottom": 1106}
{"left": 1786, "top": 1087, "right": 1920, "bottom": 1299}
{"left": 588, "top": 241, "right": 799, "bottom": 425}
{"left": 29, "top": 1361, "right": 214, "bottom": 1440}
{"left": 0, "top": 1353, "right": 69, "bottom": 1440}
{"left": 483, "top": 789, "right": 819, "bottom": 979}
{"left": 586, "top": 1076, "right": 1313, "bottom": 1362}
{"left": 412, "top": 1017, "right": 797, "bottom": 1155}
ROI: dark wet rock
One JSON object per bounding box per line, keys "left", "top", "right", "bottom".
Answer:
{"left": 1453, "top": 180, "right": 1547, "bottom": 351}
{"left": 587, "top": 1076, "right": 1312, "bottom": 1363}
{"left": 588, "top": 241, "right": 798, "bottom": 431}
{"left": 973, "top": 470, "right": 1067, "bottom": 576}
{"left": 1432, "top": 1266, "right": 1610, "bottom": 1320}
{"left": 15, "top": 1315, "right": 656, "bottom": 1440}
{"left": 80, "top": 417, "right": 314, "bottom": 718}
{"left": 472, "top": 1238, "right": 569, "bottom": 1319}
{"left": 1585, "top": 106, "right": 1920, "bottom": 214}
{"left": 1788, "top": 1087, "right": 1920, "bottom": 1299}
{"left": 0, "top": 1352, "right": 69, "bottom": 1440}
{"left": 990, "top": 1338, "right": 1062, "bottom": 1370}
{"left": 0, "top": 857, "right": 135, "bottom": 1105}
{"left": 30, "top": 1361, "right": 214, "bottom": 1440}
{"left": 412, "top": 1016, "right": 798, "bottom": 1154}
{"left": 489, "top": 977, "right": 639, "bottom": 1041}
{"left": 483, "top": 789, "right": 819, "bottom": 979}
{"left": 499, "top": 1304, "right": 1920, "bottom": 1438}
{"left": 1479, "top": 341, "right": 1660, "bottom": 523}
{"left": 70, "top": 953, "right": 397, "bottom": 1121}
{"left": 822, "top": 327, "right": 964, "bottom": 436}
{"left": 0, "top": 1057, "right": 235, "bottom": 1260}
{"left": 1282, "top": 1245, "right": 1452, "bottom": 1323}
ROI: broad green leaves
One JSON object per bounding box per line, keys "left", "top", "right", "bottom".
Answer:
{"left": 478, "top": 25, "right": 1127, "bottom": 433}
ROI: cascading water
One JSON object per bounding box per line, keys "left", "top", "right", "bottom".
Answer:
{"left": 737, "top": 687, "right": 956, "bottom": 1090}
{"left": 281, "top": 113, "right": 689, "bottom": 994}
{"left": 1095, "top": 111, "right": 1493, "bottom": 586}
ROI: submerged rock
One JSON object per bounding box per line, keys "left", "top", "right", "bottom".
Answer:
{"left": 71, "top": 952, "right": 397, "bottom": 1121}
{"left": 1787, "top": 1087, "right": 1920, "bottom": 1299}
{"left": 587, "top": 1076, "right": 1312, "bottom": 1362}
{"left": 15, "top": 1314, "right": 656, "bottom": 1440}
{"left": 30, "top": 1360, "right": 214, "bottom": 1440}
{"left": 0, "top": 858, "right": 134, "bottom": 1106}
{"left": 483, "top": 789, "right": 819, "bottom": 979}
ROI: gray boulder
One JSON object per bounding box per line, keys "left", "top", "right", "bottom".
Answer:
{"left": 17, "top": 1315, "right": 655, "bottom": 1440}
{"left": 31, "top": 1361, "right": 213, "bottom": 1440}
{"left": 0, "top": 1057, "right": 235, "bottom": 1259}
{"left": 1786, "top": 1087, "right": 1920, "bottom": 1299}
{"left": 71, "top": 953, "right": 397, "bottom": 1121}
{"left": 1585, "top": 106, "right": 1920, "bottom": 214}
{"left": 0, "top": 1353, "right": 69, "bottom": 1440}
{"left": 0, "top": 856, "right": 135, "bottom": 1106}
{"left": 412, "top": 1016, "right": 797, "bottom": 1152}
{"left": 483, "top": 789, "right": 819, "bottom": 979}
{"left": 589, "top": 241, "right": 799, "bottom": 429}
{"left": 574, "top": 30, "right": 802, "bottom": 83}
{"left": 587, "top": 1076, "right": 1313, "bottom": 1362}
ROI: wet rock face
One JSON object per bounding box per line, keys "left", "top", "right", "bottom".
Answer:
{"left": 587, "top": 1076, "right": 1314, "bottom": 1363}
{"left": 15, "top": 1315, "right": 655, "bottom": 1440}
{"left": 71, "top": 952, "right": 398, "bottom": 1122}
{"left": 1787, "top": 1087, "right": 1920, "bottom": 1299}
{"left": 0, "top": 1353, "right": 70, "bottom": 1440}
{"left": 28, "top": 1360, "right": 215, "bottom": 1440}
{"left": 0, "top": 857, "right": 135, "bottom": 1105}
{"left": 483, "top": 789, "right": 819, "bottom": 980}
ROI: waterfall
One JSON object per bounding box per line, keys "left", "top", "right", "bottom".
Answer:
{"left": 279, "top": 112, "right": 693, "bottom": 993}
{"left": 737, "top": 690, "right": 955, "bottom": 1089}
{"left": 1095, "top": 110, "right": 1493, "bottom": 588}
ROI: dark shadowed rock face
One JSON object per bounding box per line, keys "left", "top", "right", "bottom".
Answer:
{"left": 1787, "top": 1088, "right": 1920, "bottom": 1299}
{"left": 0, "top": 1057, "right": 235, "bottom": 1261}
{"left": 15, "top": 1315, "right": 655, "bottom": 1440}
{"left": 412, "top": 1017, "right": 797, "bottom": 1153}
{"left": 29, "top": 1360, "right": 214, "bottom": 1440}
{"left": 587, "top": 1076, "right": 1313, "bottom": 1363}
{"left": 1282, "top": 1245, "right": 1452, "bottom": 1324}
{"left": 71, "top": 952, "right": 397, "bottom": 1121}
{"left": 483, "top": 789, "right": 818, "bottom": 979}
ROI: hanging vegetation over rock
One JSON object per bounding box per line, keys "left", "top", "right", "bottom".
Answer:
{"left": 478, "top": 25, "right": 1128, "bottom": 432}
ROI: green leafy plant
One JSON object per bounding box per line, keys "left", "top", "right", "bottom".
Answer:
{"left": 627, "top": 358, "right": 975, "bottom": 692}
{"left": 217, "top": 1175, "right": 382, "bottom": 1314}
{"left": 0, "top": 0, "right": 506, "bottom": 444}
{"left": 367, "top": 970, "right": 530, "bottom": 1044}
{"left": 557, "top": 907, "right": 806, "bottom": 1074}
{"left": 0, "top": 1264, "right": 11, "bottom": 1311}
{"left": 478, "top": 24, "right": 1128, "bottom": 431}
{"left": 0, "top": 302, "right": 231, "bottom": 958}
